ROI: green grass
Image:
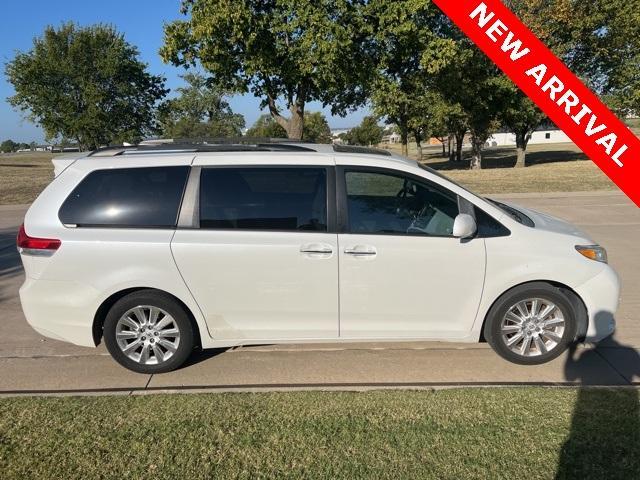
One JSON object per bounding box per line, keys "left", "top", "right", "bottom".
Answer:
{"left": 1, "top": 388, "right": 639, "bottom": 479}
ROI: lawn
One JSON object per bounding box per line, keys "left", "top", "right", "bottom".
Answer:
{"left": 0, "top": 143, "right": 617, "bottom": 205}
{"left": 0, "top": 388, "right": 638, "bottom": 479}
{"left": 0, "top": 152, "right": 56, "bottom": 205}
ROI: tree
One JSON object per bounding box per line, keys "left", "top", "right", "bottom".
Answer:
{"left": 303, "top": 112, "right": 332, "bottom": 143}
{"left": 431, "top": 36, "right": 507, "bottom": 169}
{"left": 345, "top": 116, "right": 384, "bottom": 146}
{"left": 159, "top": 73, "right": 245, "bottom": 139}
{"left": 506, "top": 0, "right": 640, "bottom": 114}
{"left": 246, "top": 114, "right": 288, "bottom": 138}
{"left": 0, "top": 140, "right": 18, "bottom": 153}
{"left": 499, "top": 85, "right": 546, "bottom": 167}
{"left": 161, "top": 0, "right": 374, "bottom": 140}
{"left": 369, "top": 1, "right": 456, "bottom": 156}
{"left": 6, "top": 23, "right": 168, "bottom": 151}
{"left": 505, "top": 0, "right": 640, "bottom": 131}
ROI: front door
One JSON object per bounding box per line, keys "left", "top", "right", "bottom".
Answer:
{"left": 337, "top": 168, "right": 486, "bottom": 339}
{"left": 172, "top": 165, "right": 339, "bottom": 340}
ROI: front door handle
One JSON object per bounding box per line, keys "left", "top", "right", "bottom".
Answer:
{"left": 300, "top": 243, "right": 333, "bottom": 255}
{"left": 344, "top": 245, "right": 377, "bottom": 256}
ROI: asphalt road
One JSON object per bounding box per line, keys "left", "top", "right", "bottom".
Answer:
{"left": 0, "top": 191, "right": 638, "bottom": 394}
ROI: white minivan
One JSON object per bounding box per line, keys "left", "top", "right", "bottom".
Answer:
{"left": 18, "top": 142, "right": 620, "bottom": 373}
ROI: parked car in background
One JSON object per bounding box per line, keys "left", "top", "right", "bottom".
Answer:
{"left": 17, "top": 141, "right": 619, "bottom": 373}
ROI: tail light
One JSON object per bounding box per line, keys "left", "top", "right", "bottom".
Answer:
{"left": 17, "top": 224, "right": 61, "bottom": 255}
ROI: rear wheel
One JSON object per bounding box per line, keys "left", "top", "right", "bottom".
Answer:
{"left": 484, "top": 283, "right": 577, "bottom": 365}
{"left": 103, "top": 290, "right": 194, "bottom": 374}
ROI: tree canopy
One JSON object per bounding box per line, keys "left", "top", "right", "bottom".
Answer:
{"left": 1, "top": 140, "right": 19, "bottom": 153}
{"left": 369, "top": 0, "right": 457, "bottom": 156}
{"left": 246, "top": 114, "right": 288, "bottom": 139}
{"left": 159, "top": 72, "right": 245, "bottom": 139}
{"left": 6, "top": 23, "right": 168, "bottom": 150}
{"left": 302, "top": 112, "right": 332, "bottom": 143}
{"left": 344, "top": 116, "right": 384, "bottom": 146}
{"left": 161, "top": 0, "right": 374, "bottom": 140}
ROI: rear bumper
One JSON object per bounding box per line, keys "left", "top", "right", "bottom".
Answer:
{"left": 19, "top": 278, "right": 97, "bottom": 347}
{"left": 574, "top": 265, "right": 621, "bottom": 342}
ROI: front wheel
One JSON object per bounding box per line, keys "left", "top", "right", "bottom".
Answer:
{"left": 103, "top": 290, "right": 195, "bottom": 374}
{"left": 484, "top": 283, "right": 577, "bottom": 365}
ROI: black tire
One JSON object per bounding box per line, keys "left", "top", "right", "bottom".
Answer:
{"left": 484, "top": 282, "right": 577, "bottom": 365}
{"left": 103, "top": 290, "right": 195, "bottom": 374}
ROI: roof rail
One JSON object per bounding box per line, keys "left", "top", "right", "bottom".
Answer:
{"left": 332, "top": 144, "right": 392, "bottom": 156}
{"left": 169, "top": 137, "right": 313, "bottom": 145}
{"left": 87, "top": 140, "right": 317, "bottom": 157}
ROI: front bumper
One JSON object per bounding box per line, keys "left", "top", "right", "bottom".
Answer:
{"left": 574, "top": 265, "right": 621, "bottom": 342}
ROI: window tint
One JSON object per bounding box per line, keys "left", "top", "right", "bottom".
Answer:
{"left": 475, "top": 207, "right": 511, "bottom": 237}
{"left": 199, "top": 167, "right": 327, "bottom": 231}
{"left": 59, "top": 166, "right": 189, "bottom": 228}
{"left": 345, "top": 171, "right": 459, "bottom": 236}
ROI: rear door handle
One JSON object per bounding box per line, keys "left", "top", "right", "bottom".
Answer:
{"left": 344, "top": 245, "right": 377, "bottom": 256}
{"left": 300, "top": 243, "right": 333, "bottom": 255}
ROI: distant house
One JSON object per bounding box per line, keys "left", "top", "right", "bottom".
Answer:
{"left": 381, "top": 132, "right": 401, "bottom": 144}
{"left": 330, "top": 128, "right": 351, "bottom": 144}
{"left": 485, "top": 127, "right": 572, "bottom": 148}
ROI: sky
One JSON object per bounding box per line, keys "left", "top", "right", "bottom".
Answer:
{"left": 0, "top": 0, "right": 369, "bottom": 143}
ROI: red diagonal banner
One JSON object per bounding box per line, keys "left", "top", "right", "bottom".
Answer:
{"left": 433, "top": 0, "right": 640, "bottom": 207}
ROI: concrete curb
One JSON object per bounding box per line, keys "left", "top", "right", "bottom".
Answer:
{"left": 1, "top": 382, "right": 639, "bottom": 398}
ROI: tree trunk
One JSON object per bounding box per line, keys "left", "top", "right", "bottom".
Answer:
{"left": 455, "top": 132, "right": 464, "bottom": 162}
{"left": 286, "top": 102, "right": 304, "bottom": 140}
{"left": 441, "top": 139, "right": 446, "bottom": 157}
{"left": 514, "top": 131, "right": 529, "bottom": 168}
{"left": 470, "top": 136, "right": 484, "bottom": 170}
{"left": 456, "top": 135, "right": 464, "bottom": 162}
{"left": 448, "top": 134, "right": 455, "bottom": 162}
{"left": 413, "top": 130, "right": 423, "bottom": 161}
{"left": 267, "top": 93, "right": 304, "bottom": 140}
{"left": 400, "top": 126, "right": 409, "bottom": 157}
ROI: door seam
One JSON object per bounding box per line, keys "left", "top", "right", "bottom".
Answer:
{"left": 169, "top": 229, "right": 215, "bottom": 339}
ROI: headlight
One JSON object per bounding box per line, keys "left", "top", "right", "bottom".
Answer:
{"left": 575, "top": 245, "right": 608, "bottom": 263}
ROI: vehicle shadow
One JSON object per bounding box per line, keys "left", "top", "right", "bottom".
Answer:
{"left": 181, "top": 347, "right": 229, "bottom": 369}
{"left": 423, "top": 147, "right": 589, "bottom": 170}
{"left": 556, "top": 313, "right": 640, "bottom": 479}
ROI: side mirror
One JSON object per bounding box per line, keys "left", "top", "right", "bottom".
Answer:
{"left": 453, "top": 213, "right": 477, "bottom": 239}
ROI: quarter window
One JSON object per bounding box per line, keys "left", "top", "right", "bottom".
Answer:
{"left": 199, "top": 167, "right": 327, "bottom": 231}
{"left": 59, "top": 166, "right": 189, "bottom": 227}
{"left": 345, "top": 170, "right": 459, "bottom": 236}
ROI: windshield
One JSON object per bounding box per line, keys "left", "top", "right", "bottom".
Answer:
{"left": 418, "top": 163, "right": 535, "bottom": 227}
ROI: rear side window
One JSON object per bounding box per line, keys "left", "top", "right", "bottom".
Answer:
{"left": 59, "top": 166, "right": 189, "bottom": 227}
{"left": 199, "top": 167, "right": 327, "bottom": 231}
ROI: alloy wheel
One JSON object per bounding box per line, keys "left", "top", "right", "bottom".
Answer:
{"left": 115, "top": 305, "right": 181, "bottom": 365}
{"left": 500, "top": 298, "right": 565, "bottom": 357}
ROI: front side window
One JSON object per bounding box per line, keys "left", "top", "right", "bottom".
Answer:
{"left": 345, "top": 170, "right": 459, "bottom": 236}
{"left": 199, "top": 167, "right": 327, "bottom": 231}
{"left": 59, "top": 166, "right": 189, "bottom": 227}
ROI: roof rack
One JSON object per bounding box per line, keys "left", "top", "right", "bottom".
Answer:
{"left": 86, "top": 138, "right": 395, "bottom": 158}
{"left": 87, "top": 139, "right": 317, "bottom": 157}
